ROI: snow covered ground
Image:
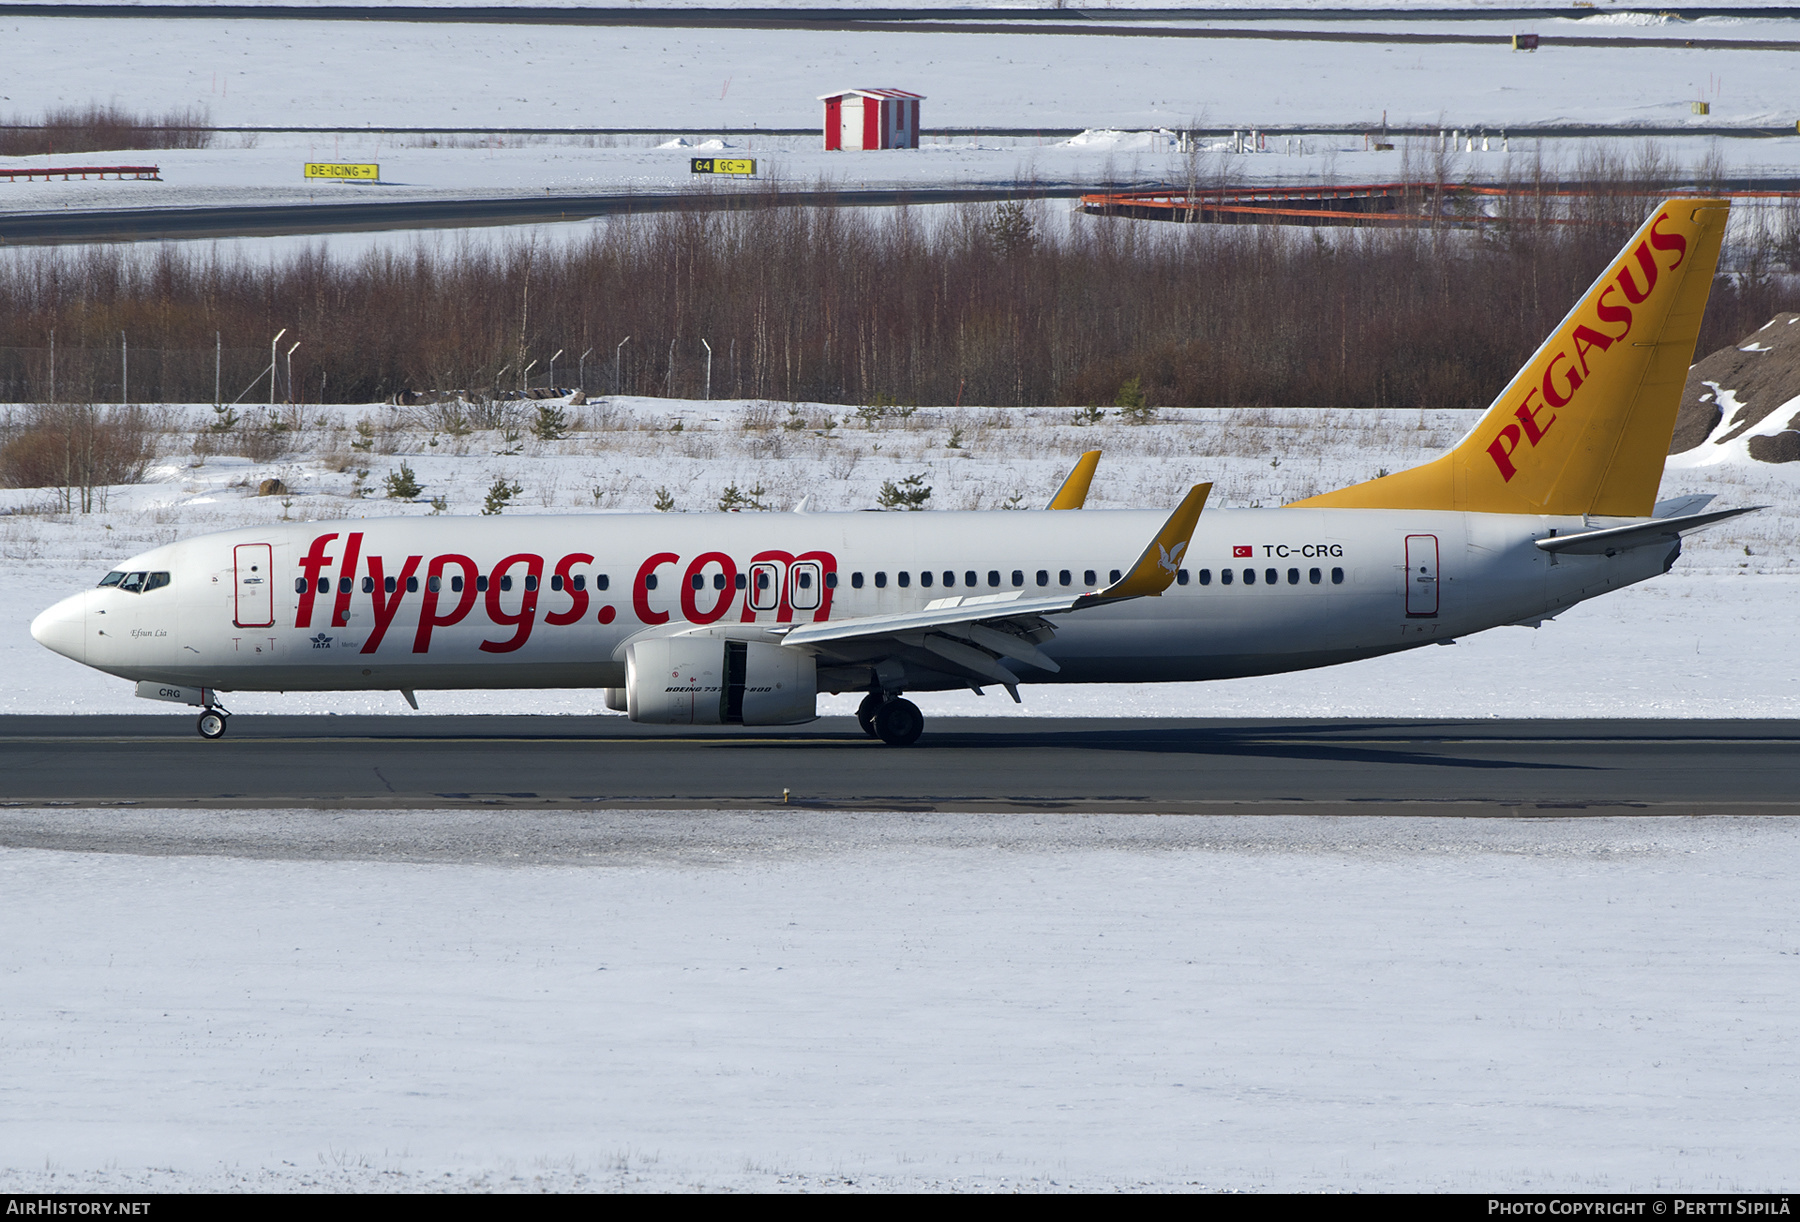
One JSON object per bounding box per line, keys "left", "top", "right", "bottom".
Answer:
{"left": 2, "top": 810, "right": 1796, "bottom": 1193}
{"left": 6, "top": 9, "right": 1800, "bottom": 220}
{"left": 3, "top": 397, "right": 1797, "bottom": 720}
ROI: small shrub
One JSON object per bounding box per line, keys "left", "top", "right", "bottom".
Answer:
{"left": 481, "top": 475, "right": 522, "bottom": 515}
{"left": 532, "top": 404, "right": 567, "bottom": 441}
{"left": 1114, "top": 377, "right": 1156, "bottom": 425}
{"left": 877, "top": 473, "right": 932, "bottom": 511}
{"left": 717, "top": 483, "right": 771, "bottom": 512}
{"left": 0, "top": 404, "right": 156, "bottom": 513}
{"left": 384, "top": 463, "right": 422, "bottom": 500}
{"left": 653, "top": 486, "right": 677, "bottom": 512}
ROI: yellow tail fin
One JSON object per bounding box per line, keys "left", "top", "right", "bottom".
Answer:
{"left": 1291, "top": 198, "right": 1730, "bottom": 516}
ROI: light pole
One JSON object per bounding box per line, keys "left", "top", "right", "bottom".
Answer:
{"left": 494, "top": 362, "right": 511, "bottom": 396}
{"left": 700, "top": 338, "right": 712, "bottom": 401}
{"left": 547, "top": 348, "right": 564, "bottom": 393}
{"left": 285, "top": 341, "right": 300, "bottom": 406}
{"left": 615, "top": 336, "right": 630, "bottom": 395}
{"left": 577, "top": 347, "right": 593, "bottom": 395}
{"left": 521, "top": 359, "right": 538, "bottom": 393}
{"left": 47, "top": 328, "right": 54, "bottom": 404}
{"left": 214, "top": 332, "right": 221, "bottom": 407}
{"left": 268, "top": 328, "right": 287, "bottom": 406}
{"left": 120, "top": 331, "right": 128, "bottom": 405}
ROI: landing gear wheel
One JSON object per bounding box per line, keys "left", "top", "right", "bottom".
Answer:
{"left": 856, "top": 693, "right": 883, "bottom": 738}
{"left": 196, "top": 710, "right": 228, "bottom": 740}
{"left": 872, "top": 698, "right": 924, "bottom": 747}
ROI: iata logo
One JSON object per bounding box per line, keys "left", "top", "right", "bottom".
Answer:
{"left": 1487, "top": 212, "right": 1688, "bottom": 483}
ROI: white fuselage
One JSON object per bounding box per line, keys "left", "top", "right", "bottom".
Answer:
{"left": 30, "top": 507, "right": 1674, "bottom": 701}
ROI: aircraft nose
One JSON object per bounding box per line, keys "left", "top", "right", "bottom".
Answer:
{"left": 30, "top": 592, "right": 87, "bottom": 665}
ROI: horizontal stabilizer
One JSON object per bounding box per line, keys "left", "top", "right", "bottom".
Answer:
{"left": 1535, "top": 505, "right": 1762, "bottom": 555}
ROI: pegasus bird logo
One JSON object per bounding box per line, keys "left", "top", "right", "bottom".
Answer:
{"left": 1157, "top": 540, "right": 1187, "bottom": 576}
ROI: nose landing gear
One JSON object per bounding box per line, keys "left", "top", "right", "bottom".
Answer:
{"left": 858, "top": 692, "right": 924, "bottom": 747}
{"left": 196, "top": 706, "right": 230, "bottom": 740}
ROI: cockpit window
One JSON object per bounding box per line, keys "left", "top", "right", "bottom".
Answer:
{"left": 119, "top": 572, "right": 147, "bottom": 594}
{"left": 144, "top": 572, "right": 171, "bottom": 592}
{"left": 98, "top": 571, "right": 124, "bottom": 588}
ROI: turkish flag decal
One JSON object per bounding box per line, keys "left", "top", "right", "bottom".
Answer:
{"left": 1232, "top": 545, "right": 1253, "bottom": 558}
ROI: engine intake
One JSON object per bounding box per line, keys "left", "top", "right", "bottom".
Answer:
{"left": 625, "top": 637, "right": 816, "bottom": 726}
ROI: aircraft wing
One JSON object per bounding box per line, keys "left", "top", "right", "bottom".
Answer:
{"left": 778, "top": 483, "right": 1211, "bottom": 690}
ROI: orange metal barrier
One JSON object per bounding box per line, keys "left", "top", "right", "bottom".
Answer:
{"left": 0, "top": 165, "right": 161, "bottom": 182}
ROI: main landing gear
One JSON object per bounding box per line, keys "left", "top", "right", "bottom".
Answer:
{"left": 857, "top": 692, "right": 924, "bottom": 747}
{"left": 196, "top": 706, "right": 230, "bottom": 740}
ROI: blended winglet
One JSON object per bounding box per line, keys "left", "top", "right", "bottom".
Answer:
{"left": 1091, "top": 483, "right": 1211, "bottom": 600}
{"left": 1046, "top": 450, "right": 1102, "bottom": 510}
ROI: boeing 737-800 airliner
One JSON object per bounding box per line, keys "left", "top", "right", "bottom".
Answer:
{"left": 31, "top": 198, "right": 1755, "bottom": 744}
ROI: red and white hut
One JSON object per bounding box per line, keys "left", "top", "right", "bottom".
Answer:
{"left": 818, "top": 88, "right": 923, "bottom": 151}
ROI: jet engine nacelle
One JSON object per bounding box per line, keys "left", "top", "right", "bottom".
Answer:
{"left": 624, "top": 637, "right": 817, "bottom": 726}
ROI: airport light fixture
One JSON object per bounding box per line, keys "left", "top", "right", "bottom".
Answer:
{"left": 268, "top": 328, "right": 287, "bottom": 406}
{"left": 547, "top": 349, "right": 564, "bottom": 392}
{"left": 521, "top": 359, "right": 538, "bottom": 393}
{"left": 577, "top": 347, "right": 593, "bottom": 394}
{"left": 701, "top": 339, "right": 712, "bottom": 401}
{"left": 285, "top": 342, "right": 301, "bottom": 406}
{"left": 615, "top": 336, "right": 630, "bottom": 395}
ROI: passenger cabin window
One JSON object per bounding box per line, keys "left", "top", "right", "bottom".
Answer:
{"left": 385, "top": 576, "right": 398, "bottom": 594}
{"left": 1198, "top": 569, "right": 1212, "bottom": 585}
{"left": 1011, "top": 570, "right": 1024, "bottom": 588}
{"left": 897, "top": 571, "right": 910, "bottom": 588}
{"left": 1084, "top": 570, "right": 1097, "bottom": 587}
{"left": 571, "top": 575, "right": 585, "bottom": 592}
{"left": 1176, "top": 569, "right": 1189, "bottom": 586}
{"left": 943, "top": 571, "right": 955, "bottom": 587}
{"left": 1243, "top": 569, "right": 1256, "bottom": 585}
{"left": 1264, "top": 568, "right": 1277, "bottom": 585}
{"left": 552, "top": 575, "right": 564, "bottom": 592}
{"left": 428, "top": 575, "right": 442, "bottom": 593}
{"left": 1287, "top": 568, "right": 1300, "bottom": 585}
{"left": 98, "top": 571, "right": 124, "bottom": 587}
{"left": 452, "top": 576, "right": 465, "bottom": 593}
{"left": 1309, "top": 568, "right": 1322, "bottom": 585}
{"left": 596, "top": 574, "right": 610, "bottom": 591}
{"left": 476, "top": 575, "right": 489, "bottom": 593}
{"left": 338, "top": 577, "right": 353, "bottom": 594}
{"left": 874, "top": 572, "right": 888, "bottom": 588}
{"left": 1036, "top": 570, "right": 1049, "bottom": 587}
{"left": 987, "top": 570, "right": 1000, "bottom": 588}
{"left": 851, "top": 572, "right": 865, "bottom": 589}
{"left": 1221, "top": 569, "right": 1233, "bottom": 585}
{"left": 1331, "top": 567, "right": 1345, "bottom": 585}
{"left": 407, "top": 576, "right": 420, "bottom": 593}
{"left": 1059, "top": 570, "right": 1072, "bottom": 587}
{"left": 362, "top": 576, "right": 375, "bottom": 594}
{"left": 825, "top": 572, "right": 838, "bottom": 589}
{"left": 1109, "top": 569, "right": 1122, "bottom": 584}
{"left": 965, "top": 571, "right": 977, "bottom": 588}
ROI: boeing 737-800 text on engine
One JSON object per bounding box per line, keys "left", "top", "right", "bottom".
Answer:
{"left": 31, "top": 199, "right": 1756, "bottom": 744}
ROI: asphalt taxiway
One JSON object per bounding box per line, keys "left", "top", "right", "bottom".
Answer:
{"left": 1, "top": 715, "right": 1795, "bottom": 814}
